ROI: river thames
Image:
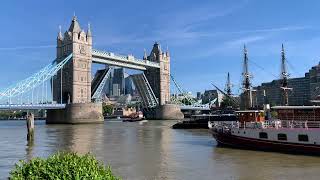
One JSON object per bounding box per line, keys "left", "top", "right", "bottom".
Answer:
{"left": 1, "top": 120, "right": 320, "bottom": 180}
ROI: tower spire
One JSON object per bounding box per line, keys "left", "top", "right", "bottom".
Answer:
{"left": 143, "top": 48, "right": 147, "bottom": 60}
{"left": 166, "top": 46, "right": 170, "bottom": 57}
{"left": 69, "top": 14, "right": 81, "bottom": 33}
{"left": 87, "top": 23, "right": 92, "bottom": 37}
{"left": 280, "top": 43, "right": 292, "bottom": 105}
{"left": 57, "top": 25, "right": 63, "bottom": 40}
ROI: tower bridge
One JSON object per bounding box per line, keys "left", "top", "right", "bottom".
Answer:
{"left": 0, "top": 16, "right": 184, "bottom": 123}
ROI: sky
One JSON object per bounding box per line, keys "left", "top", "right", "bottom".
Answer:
{"left": 0, "top": 0, "right": 320, "bottom": 95}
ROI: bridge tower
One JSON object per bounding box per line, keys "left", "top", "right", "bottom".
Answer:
{"left": 48, "top": 16, "right": 103, "bottom": 124}
{"left": 145, "top": 42, "right": 170, "bottom": 105}
{"left": 54, "top": 16, "right": 92, "bottom": 103}
{"left": 144, "top": 42, "right": 183, "bottom": 120}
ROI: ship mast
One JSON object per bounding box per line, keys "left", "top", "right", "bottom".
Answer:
{"left": 242, "top": 45, "right": 253, "bottom": 109}
{"left": 280, "top": 44, "right": 292, "bottom": 106}
{"left": 225, "top": 72, "right": 232, "bottom": 96}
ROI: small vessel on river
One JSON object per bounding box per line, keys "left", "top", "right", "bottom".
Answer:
{"left": 209, "top": 106, "right": 320, "bottom": 155}
{"left": 209, "top": 44, "right": 320, "bottom": 155}
{"left": 172, "top": 109, "right": 237, "bottom": 129}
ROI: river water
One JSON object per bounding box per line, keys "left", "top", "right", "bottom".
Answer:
{"left": 0, "top": 120, "right": 320, "bottom": 180}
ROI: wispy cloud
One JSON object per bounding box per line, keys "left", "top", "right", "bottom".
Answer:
{"left": 0, "top": 45, "right": 55, "bottom": 51}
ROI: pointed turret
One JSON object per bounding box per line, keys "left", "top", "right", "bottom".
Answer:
{"left": 151, "top": 41, "right": 161, "bottom": 55}
{"left": 57, "top": 25, "right": 63, "bottom": 41}
{"left": 87, "top": 23, "right": 92, "bottom": 37}
{"left": 166, "top": 46, "right": 170, "bottom": 57}
{"left": 143, "top": 48, "right": 147, "bottom": 60}
{"left": 68, "top": 15, "right": 81, "bottom": 33}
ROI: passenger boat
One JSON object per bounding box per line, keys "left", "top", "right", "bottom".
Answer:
{"left": 172, "top": 110, "right": 237, "bottom": 129}
{"left": 209, "top": 106, "right": 320, "bottom": 155}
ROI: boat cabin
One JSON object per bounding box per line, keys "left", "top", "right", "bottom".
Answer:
{"left": 236, "top": 110, "right": 265, "bottom": 123}
{"left": 272, "top": 106, "right": 320, "bottom": 121}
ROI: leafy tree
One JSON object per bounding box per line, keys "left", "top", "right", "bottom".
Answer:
{"left": 102, "top": 104, "right": 114, "bottom": 115}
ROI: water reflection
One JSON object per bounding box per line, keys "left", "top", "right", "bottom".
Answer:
{"left": 1, "top": 120, "right": 320, "bottom": 179}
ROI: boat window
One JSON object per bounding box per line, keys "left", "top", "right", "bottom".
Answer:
{"left": 278, "top": 133, "right": 287, "bottom": 141}
{"left": 259, "top": 132, "right": 268, "bottom": 139}
{"left": 298, "top": 134, "right": 309, "bottom": 142}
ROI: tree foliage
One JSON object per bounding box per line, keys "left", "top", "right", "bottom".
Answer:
{"left": 9, "top": 152, "right": 120, "bottom": 180}
{"left": 102, "top": 104, "right": 114, "bottom": 116}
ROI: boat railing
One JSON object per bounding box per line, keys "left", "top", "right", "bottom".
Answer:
{"left": 210, "top": 120, "right": 320, "bottom": 130}
{"left": 244, "top": 120, "right": 320, "bottom": 129}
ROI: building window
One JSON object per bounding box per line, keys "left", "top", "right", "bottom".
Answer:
{"left": 278, "top": 133, "right": 287, "bottom": 141}
{"left": 259, "top": 132, "right": 268, "bottom": 139}
{"left": 298, "top": 134, "right": 309, "bottom": 142}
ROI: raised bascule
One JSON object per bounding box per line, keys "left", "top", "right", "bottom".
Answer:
{"left": 45, "top": 16, "right": 184, "bottom": 123}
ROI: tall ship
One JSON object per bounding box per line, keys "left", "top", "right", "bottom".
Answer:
{"left": 209, "top": 44, "right": 320, "bottom": 155}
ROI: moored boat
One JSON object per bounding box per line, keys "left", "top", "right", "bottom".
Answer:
{"left": 172, "top": 110, "right": 237, "bottom": 129}
{"left": 209, "top": 106, "right": 320, "bottom": 155}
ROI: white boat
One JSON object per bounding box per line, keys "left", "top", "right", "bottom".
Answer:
{"left": 209, "top": 106, "right": 320, "bottom": 155}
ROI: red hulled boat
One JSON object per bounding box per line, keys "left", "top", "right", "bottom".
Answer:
{"left": 209, "top": 106, "right": 320, "bottom": 155}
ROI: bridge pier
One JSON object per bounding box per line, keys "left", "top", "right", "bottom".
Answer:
{"left": 46, "top": 103, "right": 103, "bottom": 124}
{"left": 144, "top": 104, "right": 184, "bottom": 120}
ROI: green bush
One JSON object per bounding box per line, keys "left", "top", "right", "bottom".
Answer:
{"left": 102, "top": 104, "right": 114, "bottom": 116}
{"left": 9, "top": 152, "right": 120, "bottom": 180}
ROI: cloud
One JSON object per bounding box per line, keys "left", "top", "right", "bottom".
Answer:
{"left": 0, "top": 45, "right": 55, "bottom": 51}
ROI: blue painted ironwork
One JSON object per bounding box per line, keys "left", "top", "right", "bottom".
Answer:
{"left": 0, "top": 53, "right": 73, "bottom": 100}
{"left": 92, "top": 67, "right": 112, "bottom": 101}
{"left": 0, "top": 103, "right": 66, "bottom": 110}
{"left": 92, "top": 49, "right": 160, "bottom": 70}
{"left": 131, "top": 73, "right": 159, "bottom": 108}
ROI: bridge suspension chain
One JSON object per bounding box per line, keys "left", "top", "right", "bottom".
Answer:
{"left": 0, "top": 53, "right": 73, "bottom": 100}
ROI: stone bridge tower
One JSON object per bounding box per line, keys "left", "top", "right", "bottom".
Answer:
{"left": 54, "top": 16, "right": 92, "bottom": 103}
{"left": 48, "top": 16, "right": 103, "bottom": 124}
{"left": 144, "top": 42, "right": 183, "bottom": 120}
{"left": 145, "top": 42, "right": 170, "bottom": 105}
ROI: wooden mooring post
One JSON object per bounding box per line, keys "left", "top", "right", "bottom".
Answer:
{"left": 26, "top": 112, "right": 34, "bottom": 141}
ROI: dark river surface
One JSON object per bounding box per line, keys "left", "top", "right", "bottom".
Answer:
{"left": 1, "top": 120, "right": 320, "bottom": 180}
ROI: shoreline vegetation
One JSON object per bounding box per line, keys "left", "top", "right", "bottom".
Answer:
{"left": 9, "top": 152, "right": 120, "bottom": 179}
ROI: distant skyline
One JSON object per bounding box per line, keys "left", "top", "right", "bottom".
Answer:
{"left": 1, "top": 0, "right": 320, "bottom": 95}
